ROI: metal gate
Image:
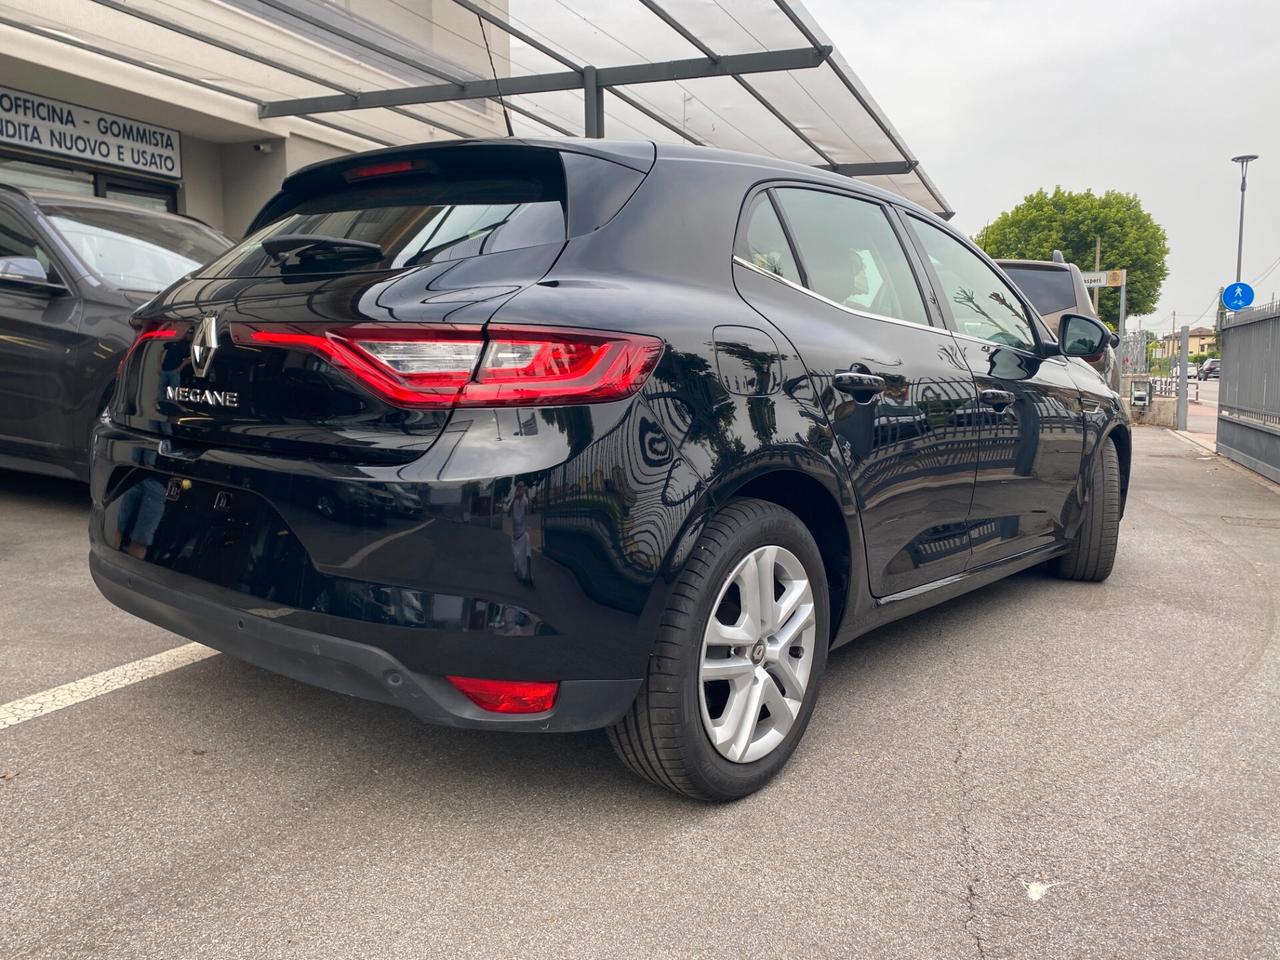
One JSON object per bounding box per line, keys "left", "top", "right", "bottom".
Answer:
{"left": 1218, "top": 300, "right": 1280, "bottom": 484}
{"left": 1117, "top": 331, "right": 1149, "bottom": 376}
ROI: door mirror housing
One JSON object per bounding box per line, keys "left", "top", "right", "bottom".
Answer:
{"left": 0, "top": 256, "right": 67, "bottom": 294}
{"left": 0, "top": 256, "right": 47, "bottom": 282}
{"left": 1058, "top": 313, "right": 1114, "bottom": 358}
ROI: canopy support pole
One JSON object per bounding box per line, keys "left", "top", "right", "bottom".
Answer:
{"left": 583, "top": 66, "right": 604, "bottom": 138}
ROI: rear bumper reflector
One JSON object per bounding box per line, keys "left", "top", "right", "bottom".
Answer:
{"left": 446, "top": 675, "right": 559, "bottom": 714}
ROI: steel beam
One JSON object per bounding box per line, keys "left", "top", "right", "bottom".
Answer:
{"left": 86, "top": 0, "right": 475, "bottom": 139}
{"left": 260, "top": 47, "right": 830, "bottom": 118}
{"left": 249, "top": 0, "right": 574, "bottom": 136}
{"left": 0, "top": 13, "right": 398, "bottom": 150}
{"left": 770, "top": 0, "right": 952, "bottom": 216}
{"left": 583, "top": 66, "right": 602, "bottom": 138}
{"left": 449, "top": 0, "right": 579, "bottom": 71}
{"left": 610, "top": 89, "right": 704, "bottom": 145}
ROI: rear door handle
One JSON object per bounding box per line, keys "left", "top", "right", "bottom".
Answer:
{"left": 833, "top": 372, "right": 886, "bottom": 399}
{"left": 978, "top": 389, "right": 1016, "bottom": 410}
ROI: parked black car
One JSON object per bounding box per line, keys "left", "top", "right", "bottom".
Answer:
{"left": 1199, "top": 358, "right": 1221, "bottom": 380}
{"left": 0, "top": 186, "right": 231, "bottom": 480}
{"left": 89, "top": 140, "right": 1129, "bottom": 800}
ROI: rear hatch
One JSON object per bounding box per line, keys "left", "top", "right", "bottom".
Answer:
{"left": 114, "top": 141, "right": 653, "bottom": 463}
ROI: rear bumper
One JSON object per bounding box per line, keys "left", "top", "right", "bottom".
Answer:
{"left": 90, "top": 550, "right": 640, "bottom": 731}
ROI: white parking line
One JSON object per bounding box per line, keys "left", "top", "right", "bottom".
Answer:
{"left": 0, "top": 643, "right": 218, "bottom": 732}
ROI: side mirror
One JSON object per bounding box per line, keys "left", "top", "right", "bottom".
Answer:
{"left": 1058, "top": 313, "right": 1112, "bottom": 358}
{"left": 0, "top": 256, "right": 47, "bottom": 282}
{"left": 0, "top": 256, "right": 65, "bottom": 293}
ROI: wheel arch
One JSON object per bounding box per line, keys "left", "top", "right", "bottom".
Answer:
{"left": 722, "top": 468, "right": 853, "bottom": 645}
{"left": 1103, "top": 422, "right": 1132, "bottom": 514}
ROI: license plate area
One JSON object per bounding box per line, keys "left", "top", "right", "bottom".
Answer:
{"left": 103, "top": 471, "right": 311, "bottom": 602}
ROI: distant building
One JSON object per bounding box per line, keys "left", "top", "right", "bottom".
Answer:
{"left": 1159, "top": 326, "right": 1217, "bottom": 356}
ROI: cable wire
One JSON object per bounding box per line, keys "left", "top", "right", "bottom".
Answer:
{"left": 478, "top": 13, "right": 515, "bottom": 137}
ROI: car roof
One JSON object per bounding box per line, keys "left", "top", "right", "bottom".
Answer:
{"left": 276, "top": 137, "right": 941, "bottom": 223}
{"left": 996, "top": 259, "right": 1076, "bottom": 271}
{"left": 650, "top": 140, "right": 938, "bottom": 219}
{"left": 0, "top": 183, "right": 214, "bottom": 227}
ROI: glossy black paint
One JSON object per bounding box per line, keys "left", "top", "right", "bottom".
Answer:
{"left": 0, "top": 188, "right": 229, "bottom": 480}
{"left": 89, "top": 139, "right": 1131, "bottom": 731}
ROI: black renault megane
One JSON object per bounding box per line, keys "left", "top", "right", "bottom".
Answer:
{"left": 90, "top": 139, "right": 1128, "bottom": 800}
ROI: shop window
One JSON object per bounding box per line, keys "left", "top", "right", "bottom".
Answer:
{"left": 0, "top": 155, "right": 177, "bottom": 214}
{"left": 0, "top": 158, "right": 94, "bottom": 196}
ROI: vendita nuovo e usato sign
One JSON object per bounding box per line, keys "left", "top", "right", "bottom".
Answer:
{"left": 0, "top": 86, "right": 182, "bottom": 179}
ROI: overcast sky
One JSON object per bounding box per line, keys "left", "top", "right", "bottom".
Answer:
{"left": 805, "top": 0, "right": 1280, "bottom": 332}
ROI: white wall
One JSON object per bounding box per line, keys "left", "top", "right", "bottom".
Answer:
{"left": 177, "top": 136, "right": 226, "bottom": 231}
{"left": 218, "top": 140, "right": 288, "bottom": 239}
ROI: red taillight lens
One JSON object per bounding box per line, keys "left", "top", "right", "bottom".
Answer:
{"left": 462, "top": 326, "right": 663, "bottom": 407}
{"left": 238, "top": 324, "right": 663, "bottom": 410}
{"left": 446, "top": 676, "right": 559, "bottom": 714}
{"left": 118, "top": 324, "right": 178, "bottom": 374}
{"left": 248, "top": 326, "right": 481, "bottom": 408}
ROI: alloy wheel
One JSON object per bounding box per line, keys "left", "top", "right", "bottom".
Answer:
{"left": 698, "top": 544, "right": 817, "bottom": 763}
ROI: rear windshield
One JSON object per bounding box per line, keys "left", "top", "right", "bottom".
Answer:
{"left": 200, "top": 173, "right": 567, "bottom": 279}
{"left": 43, "top": 203, "right": 230, "bottom": 293}
{"left": 1001, "top": 265, "right": 1078, "bottom": 315}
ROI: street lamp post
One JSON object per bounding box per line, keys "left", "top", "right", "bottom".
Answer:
{"left": 1231, "top": 154, "right": 1259, "bottom": 283}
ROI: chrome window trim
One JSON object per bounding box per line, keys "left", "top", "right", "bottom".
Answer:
{"left": 732, "top": 255, "right": 1069, "bottom": 364}
{"left": 732, "top": 255, "right": 947, "bottom": 337}
{"left": 948, "top": 328, "right": 1068, "bottom": 364}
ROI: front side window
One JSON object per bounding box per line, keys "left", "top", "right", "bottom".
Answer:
{"left": 773, "top": 188, "right": 929, "bottom": 326}
{"left": 735, "top": 192, "right": 801, "bottom": 284}
{"left": 909, "top": 218, "right": 1036, "bottom": 350}
{"left": 0, "top": 207, "right": 56, "bottom": 280}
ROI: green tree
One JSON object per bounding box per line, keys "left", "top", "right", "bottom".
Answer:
{"left": 975, "top": 187, "right": 1169, "bottom": 326}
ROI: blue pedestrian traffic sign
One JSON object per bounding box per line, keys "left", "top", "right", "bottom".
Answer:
{"left": 1222, "top": 282, "right": 1255, "bottom": 311}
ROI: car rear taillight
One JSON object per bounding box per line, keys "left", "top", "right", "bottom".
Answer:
{"left": 235, "top": 324, "right": 663, "bottom": 410}
{"left": 446, "top": 676, "right": 559, "bottom": 714}
{"left": 118, "top": 323, "right": 179, "bottom": 375}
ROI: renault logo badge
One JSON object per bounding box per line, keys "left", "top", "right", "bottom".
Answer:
{"left": 191, "top": 314, "right": 219, "bottom": 377}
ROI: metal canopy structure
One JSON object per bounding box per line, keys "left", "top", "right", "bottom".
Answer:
{"left": 0, "top": 0, "right": 951, "bottom": 215}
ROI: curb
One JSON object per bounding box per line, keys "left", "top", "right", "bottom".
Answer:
{"left": 1168, "top": 429, "right": 1280, "bottom": 496}
{"left": 1169, "top": 430, "right": 1217, "bottom": 455}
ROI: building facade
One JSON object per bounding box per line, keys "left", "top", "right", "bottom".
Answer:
{"left": 0, "top": 1, "right": 507, "bottom": 237}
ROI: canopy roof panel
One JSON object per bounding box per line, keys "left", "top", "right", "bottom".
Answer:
{"left": 0, "top": 0, "right": 951, "bottom": 215}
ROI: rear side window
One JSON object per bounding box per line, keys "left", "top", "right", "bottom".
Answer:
{"left": 203, "top": 171, "right": 566, "bottom": 279}
{"left": 772, "top": 188, "right": 930, "bottom": 326}
{"left": 1001, "top": 265, "right": 1078, "bottom": 315}
{"left": 735, "top": 193, "right": 801, "bottom": 284}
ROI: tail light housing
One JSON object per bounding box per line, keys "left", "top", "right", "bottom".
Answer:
{"left": 234, "top": 323, "right": 664, "bottom": 409}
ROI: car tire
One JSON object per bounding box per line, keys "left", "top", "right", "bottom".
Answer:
{"left": 608, "top": 497, "right": 830, "bottom": 802}
{"left": 1052, "top": 436, "right": 1121, "bottom": 582}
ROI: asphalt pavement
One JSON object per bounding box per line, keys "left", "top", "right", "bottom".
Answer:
{"left": 1, "top": 426, "right": 1277, "bottom": 959}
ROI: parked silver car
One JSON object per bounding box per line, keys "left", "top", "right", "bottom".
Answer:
{"left": 998, "top": 253, "right": 1120, "bottom": 392}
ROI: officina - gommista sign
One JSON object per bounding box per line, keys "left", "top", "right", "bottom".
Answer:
{"left": 0, "top": 86, "right": 182, "bottom": 179}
